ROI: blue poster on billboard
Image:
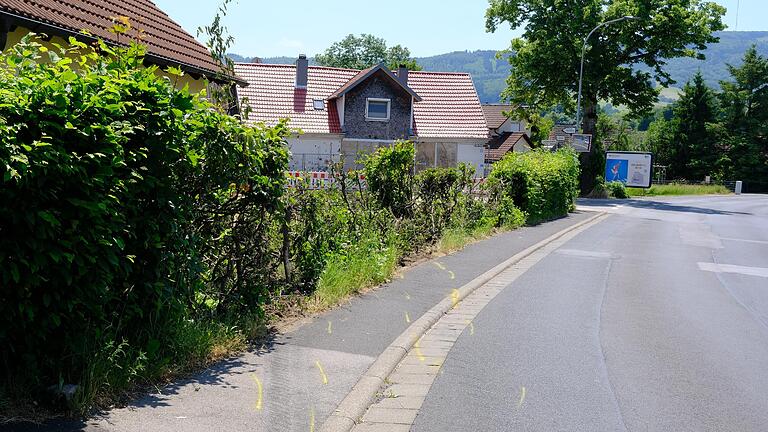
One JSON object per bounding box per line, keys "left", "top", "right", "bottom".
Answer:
{"left": 605, "top": 151, "right": 653, "bottom": 188}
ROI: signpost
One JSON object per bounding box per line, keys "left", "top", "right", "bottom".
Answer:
{"left": 605, "top": 151, "right": 653, "bottom": 188}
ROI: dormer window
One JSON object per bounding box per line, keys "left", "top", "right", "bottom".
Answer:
{"left": 313, "top": 99, "right": 325, "bottom": 110}
{"left": 366, "top": 98, "right": 390, "bottom": 121}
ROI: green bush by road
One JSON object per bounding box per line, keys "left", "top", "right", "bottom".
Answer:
{"left": 486, "top": 149, "right": 580, "bottom": 224}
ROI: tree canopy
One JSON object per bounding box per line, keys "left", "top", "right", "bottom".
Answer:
{"left": 315, "top": 34, "right": 422, "bottom": 71}
{"left": 485, "top": 0, "right": 726, "bottom": 192}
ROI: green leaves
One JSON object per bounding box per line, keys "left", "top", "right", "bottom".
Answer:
{"left": 0, "top": 33, "right": 290, "bottom": 409}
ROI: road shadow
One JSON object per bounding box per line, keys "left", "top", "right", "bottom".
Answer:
{"left": 7, "top": 333, "right": 283, "bottom": 432}
{"left": 578, "top": 198, "right": 752, "bottom": 216}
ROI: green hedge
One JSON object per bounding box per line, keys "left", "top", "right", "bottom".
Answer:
{"left": 486, "top": 149, "right": 580, "bottom": 223}
{"left": 0, "top": 36, "right": 288, "bottom": 409}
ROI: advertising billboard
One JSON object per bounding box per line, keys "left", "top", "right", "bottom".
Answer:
{"left": 605, "top": 151, "right": 653, "bottom": 188}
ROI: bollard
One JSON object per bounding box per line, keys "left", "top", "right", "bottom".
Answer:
{"left": 735, "top": 181, "right": 743, "bottom": 195}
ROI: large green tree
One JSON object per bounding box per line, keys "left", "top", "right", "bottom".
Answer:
{"left": 715, "top": 45, "right": 768, "bottom": 188}
{"left": 315, "top": 34, "right": 422, "bottom": 71}
{"left": 485, "top": 0, "right": 725, "bottom": 192}
{"left": 668, "top": 72, "right": 719, "bottom": 180}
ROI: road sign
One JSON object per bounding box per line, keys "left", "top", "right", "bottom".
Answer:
{"left": 563, "top": 127, "right": 576, "bottom": 134}
{"left": 605, "top": 151, "right": 653, "bottom": 188}
{"left": 571, "top": 134, "right": 592, "bottom": 153}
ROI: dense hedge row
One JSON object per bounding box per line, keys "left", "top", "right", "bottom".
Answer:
{"left": 0, "top": 36, "right": 580, "bottom": 416}
{"left": 0, "top": 36, "right": 289, "bottom": 411}
{"left": 486, "top": 149, "right": 580, "bottom": 223}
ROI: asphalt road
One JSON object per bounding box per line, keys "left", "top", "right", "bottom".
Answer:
{"left": 414, "top": 195, "right": 768, "bottom": 432}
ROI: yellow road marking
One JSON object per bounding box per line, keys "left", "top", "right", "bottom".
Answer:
{"left": 405, "top": 312, "right": 411, "bottom": 323}
{"left": 518, "top": 386, "right": 526, "bottom": 408}
{"left": 327, "top": 321, "right": 332, "bottom": 335}
{"left": 451, "top": 289, "right": 460, "bottom": 307}
{"left": 413, "top": 338, "right": 425, "bottom": 362}
{"left": 315, "top": 361, "right": 328, "bottom": 385}
{"left": 465, "top": 319, "right": 474, "bottom": 335}
{"left": 433, "top": 262, "right": 446, "bottom": 270}
{"left": 249, "top": 373, "right": 263, "bottom": 411}
{"left": 448, "top": 270, "right": 455, "bottom": 280}
{"left": 309, "top": 406, "right": 315, "bottom": 432}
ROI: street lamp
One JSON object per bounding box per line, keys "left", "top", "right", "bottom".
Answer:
{"left": 575, "top": 16, "right": 640, "bottom": 132}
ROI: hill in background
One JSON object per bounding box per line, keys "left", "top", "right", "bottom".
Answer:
{"left": 229, "top": 31, "right": 768, "bottom": 104}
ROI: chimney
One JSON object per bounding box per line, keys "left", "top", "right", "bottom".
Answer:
{"left": 295, "top": 54, "right": 308, "bottom": 89}
{"left": 397, "top": 64, "right": 408, "bottom": 85}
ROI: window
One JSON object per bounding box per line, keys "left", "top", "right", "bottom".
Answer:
{"left": 366, "top": 98, "right": 390, "bottom": 121}
{"left": 313, "top": 99, "right": 325, "bottom": 110}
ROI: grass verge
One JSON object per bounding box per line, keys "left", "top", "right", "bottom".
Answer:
{"left": 627, "top": 184, "right": 731, "bottom": 196}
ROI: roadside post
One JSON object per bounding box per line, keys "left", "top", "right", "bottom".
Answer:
{"left": 736, "top": 181, "right": 743, "bottom": 195}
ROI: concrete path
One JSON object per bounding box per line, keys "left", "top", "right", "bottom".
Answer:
{"left": 21, "top": 212, "right": 593, "bottom": 432}
{"left": 410, "top": 195, "right": 768, "bottom": 432}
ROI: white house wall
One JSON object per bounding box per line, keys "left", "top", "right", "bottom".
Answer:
{"left": 456, "top": 142, "right": 486, "bottom": 176}
{"left": 287, "top": 135, "right": 342, "bottom": 171}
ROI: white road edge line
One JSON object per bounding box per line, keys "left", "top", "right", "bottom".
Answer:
{"left": 319, "top": 211, "right": 610, "bottom": 432}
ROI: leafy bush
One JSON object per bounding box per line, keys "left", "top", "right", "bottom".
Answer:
{"left": 606, "top": 181, "right": 629, "bottom": 198}
{"left": 486, "top": 149, "right": 580, "bottom": 223}
{"left": 0, "top": 35, "right": 288, "bottom": 411}
{"left": 363, "top": 140, "right": 415, "bottom": 218}
{"left": 587, "top": 175, "right": 610, "bottom": 199}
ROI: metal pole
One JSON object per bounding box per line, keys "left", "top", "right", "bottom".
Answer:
{"left": 575, "top": 16, "right": 638, "bottom": 132}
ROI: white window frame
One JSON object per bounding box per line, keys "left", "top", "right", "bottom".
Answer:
{"left": 365, "top": 98, "right": 391, "bottom": 121}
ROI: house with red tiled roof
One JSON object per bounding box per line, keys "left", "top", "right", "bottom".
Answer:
{"left": 0, "top": 0, "right": 235, "bottom": 93}
{"left": 481, "top": 104, "right": 532, "bottom": 172}
{"left": 235, "top": 56, "right": 489, "bottom": 174}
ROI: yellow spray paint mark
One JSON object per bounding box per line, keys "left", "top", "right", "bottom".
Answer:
{"left": 451, "top": 289, "right": 460, "bottom": 307}
{"left": 517, "top": 386, "right": 526, "bottom": 408}
{"left": 249, "top": 373, "right": 263, "bottom": 411}
{"left": 404, "top": 291, "right": 411, "bottom": 300}
{"left": 465, "top": 319, "right": 474, "bottom": 335}
{"left": 448, "top": 270, "right": 455, "bottom": 280}
{"left": 327, "top": 321, "right": 332, "bottom": 335}
{"left": 413, "top": 338, "right": 425, "bottom": 362}
{"left": 405, "top": 312, "right": 411, "bottom": 323}
{"left": 309, "top": 406, "right": 315, "bottom": 432}
{"left": 315, "top": 360, "right": 328, "bottom": 385}
{"left": 433, "top": 262, "right": 446, "bottom": 270}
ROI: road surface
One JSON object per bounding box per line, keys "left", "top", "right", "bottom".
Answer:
{"left": 413, "top": 195, "right": 768, "bottom": 431}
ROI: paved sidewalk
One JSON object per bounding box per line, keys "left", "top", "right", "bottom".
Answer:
{"left": 22, "top": 212, "right": 593, "bottom": 432}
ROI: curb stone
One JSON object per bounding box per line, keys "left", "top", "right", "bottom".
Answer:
{"left": 319, "top": 211, "right": 608, "bottom": 432}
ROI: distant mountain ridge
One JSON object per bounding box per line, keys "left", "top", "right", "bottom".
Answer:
{"left": 229, "top": 31, "right": 768, "bottom": 104}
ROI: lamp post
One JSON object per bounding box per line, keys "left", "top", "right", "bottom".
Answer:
{"left": 575, "top": 16, "right": 640, "bottom": 132}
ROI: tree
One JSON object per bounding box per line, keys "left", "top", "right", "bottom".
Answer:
{"left": 667, "top": 72, "right": 719, "bottom": 180}
{"left": 315, "top": 34, "right": 422, "bottom": 71}
{"left": 485, "top": 0, "right": 725, "bottom": 193}
{"left": 716, "top": 45, "right": 768, "bottom": 187}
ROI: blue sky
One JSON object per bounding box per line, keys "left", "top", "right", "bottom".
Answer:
{"left": 155, "top": 0, "right": 766, "bottom": 58}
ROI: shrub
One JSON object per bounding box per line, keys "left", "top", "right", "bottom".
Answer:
{"left": 486, "top": 149, "right": 580, "bottom": 223}
{"left": 606, "top": 181, "right": 629, "bottom": 198}
{"left": 587, "top": 175, "right": 610, "bottom": 199}
{"left": 363, "top": 140, "right": 415, "bottom": 218}
{"left": 0, "top": 35, "right": 288, "bottom": 410}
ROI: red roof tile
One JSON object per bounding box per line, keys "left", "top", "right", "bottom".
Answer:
{"left": 482, "top": 104, "right": 517, "bottom": 130}
{"left": 234, "top": 63, "right": 488, "bottom": 139}
{"left": 0, "top": 0, "right": 220, "bottom": 77}
{"left": 485, "top": 132, "right": 531, "bottom": 162}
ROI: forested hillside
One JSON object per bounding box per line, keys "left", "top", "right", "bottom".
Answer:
{"left": 229, "top": 31, "right": 768, "bottom": 104}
